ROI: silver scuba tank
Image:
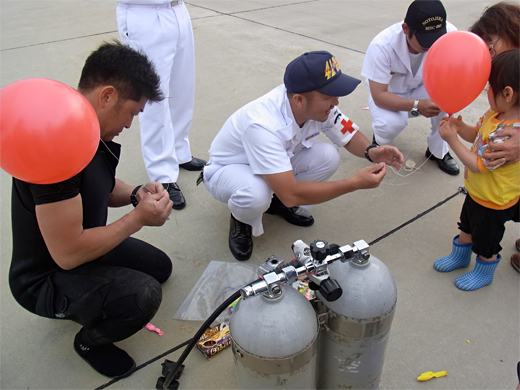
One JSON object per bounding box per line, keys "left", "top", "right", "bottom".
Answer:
{"left": 315, "top": 245, "right": 397, "bottom": 389}
{"left": 229, "top": 239, "right": 392, "bottom": 390}
{"left": 230, "top": 257, "right": 319, "bottom": 390}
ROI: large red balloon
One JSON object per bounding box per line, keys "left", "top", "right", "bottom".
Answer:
{"left": 0, "top": 78, "right": 99, "bottom": 184}
{"left": 423, "top": 31, "right": 491, "bottom": 115}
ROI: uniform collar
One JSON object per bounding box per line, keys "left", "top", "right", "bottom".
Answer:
{"left": 389, "top": 22, "right": 413, "bottom": 73}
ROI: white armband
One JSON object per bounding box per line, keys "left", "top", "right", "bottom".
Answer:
{"left": 322, "top": 112, "right": 359, "bottom": 147}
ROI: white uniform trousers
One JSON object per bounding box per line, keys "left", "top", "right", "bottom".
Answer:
{"left": 117, "top": 1, "right": 194, "bottom": 182}
{"left": 204, "top": 142, "right": 341, "bottom": 237}
{"left": 369, "top": 83, "right": 449, "bottom": 159}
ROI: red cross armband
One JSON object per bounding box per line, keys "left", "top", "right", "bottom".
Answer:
{"left": 322, "top": 112, "right": 359, "bottom": 147}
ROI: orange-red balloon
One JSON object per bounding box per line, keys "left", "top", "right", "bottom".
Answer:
{"left": 0, "top": 78, "right": 99, "bottom": 184}
{"left": 423, "top": 31, "right": 491, "bottom": 115}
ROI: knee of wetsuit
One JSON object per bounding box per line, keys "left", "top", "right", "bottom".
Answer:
{"left": 154, "top": 254, "right": 173, "bottom": 284}
{"left": 136, "top": 278, "right": 162, "bottom": 323}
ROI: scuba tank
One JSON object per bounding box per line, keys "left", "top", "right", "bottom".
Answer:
{"left": 230, "top": 256, "right": 319, "bottom": 389}
{"left": 314, "top": 241, "right": 397, "bottom": 389}
{"left": 229, "top": 239, "right": 396, "bottom": 390}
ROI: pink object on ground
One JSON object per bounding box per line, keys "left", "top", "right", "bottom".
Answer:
{"left": 145, "top": 323, "right": 164, "bottom": 336}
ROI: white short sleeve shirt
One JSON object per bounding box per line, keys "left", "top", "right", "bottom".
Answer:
{"left": 207, "top": 85, "right": 359, "bottom": 176}
{"left": 361, "top": 21, "right": 457, "bottom": 93}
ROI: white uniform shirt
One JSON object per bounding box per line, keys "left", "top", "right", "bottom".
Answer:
{"left": 361, "top": 21, "right": 457, "bottom": 94}
{"left": 117, "top": 0, "right": 173, "bottom": 5}
{"left": 207, "top": 84, "right": 358, "bottom": 177}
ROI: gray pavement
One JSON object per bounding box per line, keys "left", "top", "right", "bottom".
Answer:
{"left": 1, "top": 1, "right": 519, "bottom": 389}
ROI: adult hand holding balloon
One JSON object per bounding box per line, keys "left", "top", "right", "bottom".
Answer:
{"left": 423, "top": 31, "right": 491, "bottom": 115}
{"left": 0, "top": 78, "right": 99, "bottom": 184}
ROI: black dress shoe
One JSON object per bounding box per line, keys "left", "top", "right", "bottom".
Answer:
{"left": 179, "top": 157, "right": 207, "bottom": 171}
{"left": 229, "top": 214, "right": 253, "bottom": 261}
{"left": 425, "top": 148, "right": 460, "bottom": 176}
{"left": 162, "top": 182, "right": 186, "bottom": 210}
{"left": 265, "top": 194, "right": 314, "bottom": 227}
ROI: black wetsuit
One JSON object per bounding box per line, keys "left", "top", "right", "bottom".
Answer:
{"left": 9, "top": 140, "right": 172, "bottom": 346}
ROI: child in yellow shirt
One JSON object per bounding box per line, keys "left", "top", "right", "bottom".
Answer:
{"left": 434, "top": 49, "right": 520, "bottom": 291}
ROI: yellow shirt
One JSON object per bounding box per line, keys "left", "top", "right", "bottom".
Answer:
{"left": 464, "top": 110, "right": 520, "bottom": 210}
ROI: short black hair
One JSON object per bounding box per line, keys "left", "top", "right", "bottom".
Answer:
{"left": 78, "top": 40, "right": 163, "bottom": 103}
{"left": 489, "top": 49, "right": 519, "bottom": 104}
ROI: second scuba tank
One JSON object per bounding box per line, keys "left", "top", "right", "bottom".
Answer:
{"left": 316, "top": 250, "right": 397, "bottom": 389}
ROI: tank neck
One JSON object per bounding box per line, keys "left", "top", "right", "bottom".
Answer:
{"left": 350, "top": 256, "right": 370, "bottom": 266}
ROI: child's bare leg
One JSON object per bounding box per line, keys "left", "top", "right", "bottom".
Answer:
{"left": 458, "top": 231, "right": 472, "bottom": 244}
{"left": 478, "top": 254, "right": 498, "bottom": 262}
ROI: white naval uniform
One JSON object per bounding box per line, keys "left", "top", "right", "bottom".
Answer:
{"left": 116, "top": 0, "right": 194, "bottom": 182}
{"left": 361, "top": 21, "right": 457, "bottom": 159}
{"left": 204, "top": 84, "right": 359, "bottom": 236}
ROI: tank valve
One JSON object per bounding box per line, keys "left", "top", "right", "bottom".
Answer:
{"left": 314, "top": 278, "right": 342, "bottom": 302}
{"left": 239, "top": 239, "right": 370, "bottom": 300}
{"left": 310, "top": 239, "right": 329, "bottom": 262}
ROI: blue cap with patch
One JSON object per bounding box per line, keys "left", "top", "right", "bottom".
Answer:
{"left": 284, "top": 51, "right": 361, "bottom": 97}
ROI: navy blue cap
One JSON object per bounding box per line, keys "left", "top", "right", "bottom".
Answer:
{"left": 284, "top": 51, "right": 361, "bottom": 97}
{"left": 405, "top": 0, "right": 447, "bottom": 48}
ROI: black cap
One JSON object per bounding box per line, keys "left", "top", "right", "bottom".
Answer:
{"left": 284, "top": 51, "right": 361, "bottom": 97}
{"left": 405, "top": 0, "right": 447, "bottom": 48}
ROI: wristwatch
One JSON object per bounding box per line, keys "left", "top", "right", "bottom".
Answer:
{"left": 130, "top": 185, "right": 142, "bottom": 207}
{"left": 365, "top": 144, "right": 379, "bottom": 163}
{"left": 410, "top": 100, "right": 420, "bottom": 117}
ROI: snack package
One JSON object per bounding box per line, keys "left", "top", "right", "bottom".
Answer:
{"left": 196, "top": 322, "right": 231, "bottom": 360}
{"left": 293, "top": 280, "right": 316, "bottom": 300}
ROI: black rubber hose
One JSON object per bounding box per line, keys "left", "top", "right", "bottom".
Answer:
{"left": 162, "top": 289, "right": 242, "bottom": 389}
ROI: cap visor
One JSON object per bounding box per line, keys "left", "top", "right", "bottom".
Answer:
{"left": 416, "top": 27, "right": 447, "bottom": 49}
{"left": 317, "top": 73, "right": 361, "bottom": 97}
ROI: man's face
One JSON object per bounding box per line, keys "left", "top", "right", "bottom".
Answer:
{"left": 407, "top": 34, "right": 429, "bottom": 54}
{"left": 100, "top": 95, "right": 147, "bottom": 141}
{"left": 301, "top": 91, "right": 340, "bottom": 122}
{"left": 402, "top": 23, "right": 429, "bottom": 54}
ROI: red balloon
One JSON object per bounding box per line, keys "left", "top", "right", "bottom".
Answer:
{"left": 423, "top": 31, "right": 491, "bottom": 115}
{"left": 0, "top": 78, "right": 99, "bottom": 184}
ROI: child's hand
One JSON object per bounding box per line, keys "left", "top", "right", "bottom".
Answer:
{"left": 439, "top": 116, "right": 450, "bottom": 128}
{"left": 438, "top": 115, "right": 463, "bottom": 143}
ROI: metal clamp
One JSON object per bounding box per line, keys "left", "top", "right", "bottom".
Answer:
{"left": 317, "top": 312, "right": 330, "bottom": 332}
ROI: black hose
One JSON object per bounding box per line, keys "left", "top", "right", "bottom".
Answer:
{"left": 368, "top": 188, "right": 465, "bottom": 246}
{"left": 162, "top": 289, "right": 242, "bottom": 389}
{"left": 94, "top": 338, "right": 192, "bottom": 390}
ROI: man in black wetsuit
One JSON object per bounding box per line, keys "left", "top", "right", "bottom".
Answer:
{"left": 9, "top": 41, "right": 173, "bottom": 379}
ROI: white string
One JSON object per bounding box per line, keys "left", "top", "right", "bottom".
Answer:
{"left": 364, "top": 141, "right": 443, "bottom": 197}
{"left": 100, "top": 138, "right": 120, "bottom": 162}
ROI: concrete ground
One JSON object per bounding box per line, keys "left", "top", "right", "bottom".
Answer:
{"left": 1, "top": 0, "right": 519, "bottom": 389}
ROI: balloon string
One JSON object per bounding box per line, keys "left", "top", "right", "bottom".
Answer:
{"left": 366, "top": 141, "right": 450, "bottom": 197}
{"left": 389, "top": 141, "right": 441, "bottom": 178}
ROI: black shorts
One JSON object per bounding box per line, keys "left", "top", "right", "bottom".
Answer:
{"left": 458, "top": 194, "right": 520, "bottom": 258}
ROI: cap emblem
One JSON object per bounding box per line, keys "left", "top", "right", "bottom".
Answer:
{"left": 325, "top": 57, "right": 340, "bottom": 80}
